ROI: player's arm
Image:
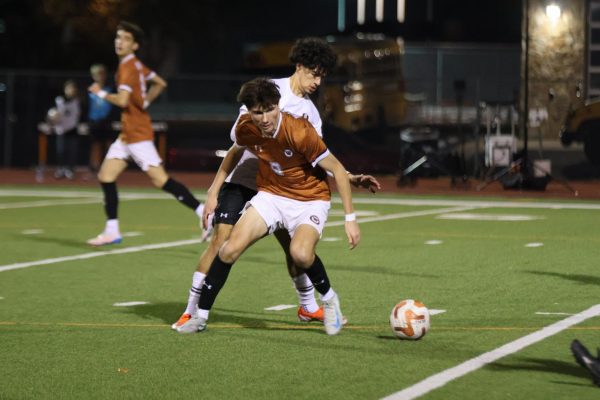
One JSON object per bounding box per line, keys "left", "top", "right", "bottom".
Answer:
{"left": 88, "top": 83, "right": 130, "bottom": 108}
{"left": 144, "top": 74, "right": 167, "bottom": 106}
{"left": 202, "top": 143, "right": 246, "bottom": 227}
{"left": 317, "top": 154, "right": 361, "bottom": 249}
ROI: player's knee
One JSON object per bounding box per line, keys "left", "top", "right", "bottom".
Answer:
{"left": 151, "top": 175, "right": 167, "bottom": 188}
{"left": 97, "top": 170, "right": 112, "bottom": 183}
{"left": 218, "top": 242, "right": 240, "bottom": 264}
{"left": 289, "top": 245, "right": 314, "bottom": 269}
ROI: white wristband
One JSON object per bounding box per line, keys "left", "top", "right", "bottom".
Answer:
{"left": 345, "top": 213, "right": 356, "bottom": 222}
{"left": 97, "top": 90, "right": 108, "bottom": 99}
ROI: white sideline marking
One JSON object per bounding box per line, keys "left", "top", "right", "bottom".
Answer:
{"left": 322, "top": 237, "right": 341, "bottom": 242}
{"left": 429, "top": 309, "right": 446, "bottom": 315}
{"left": 0, "top": 198, "right": 102, "bottom": 209}
{"left": 113, "top": 301, "right": 149, "bottom": 307}
{"left": 536, "top": 312, "right": 573, "bottom": 316}
{"left": 425, "top": 240, "right": 443, "bottom": 245}
{"left": 0, "top": 238, "right": 202, "bottom": 273}
{"left": 3, "top": 188, "right": 600, "bottom": 210}
{"left": 525, "top": 242, "right": 544, "bottom": 248}
{"left": 264, "top": 304, "right": 296, "bottom": 311}
{"left": 21, "top": 229, "right": 44, "bottom": 235}
{"left": 382, "top": 304, "right": 600, "bottom": 400}
{"left": 436, "top": 213, "right": 542, "bottom": 221}
{"left": 0, "top": 206, "right": 471, "bottom": 273}
{"left": 122, "top": 231, "right": 143, "bottom": 237}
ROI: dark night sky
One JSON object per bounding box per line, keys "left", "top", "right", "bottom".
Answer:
{"left": 0, "top": 0, "right": 522, "bottom": 73}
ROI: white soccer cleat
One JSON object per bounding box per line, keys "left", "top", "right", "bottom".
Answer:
{"left": 323, "top": 293, "right": 344, "bottom": 336}
{"left": 176, "top": 315, "right": 207, "bottom": 334}
{"left": 86, "top": 233, "right": 122, "bottom": 246}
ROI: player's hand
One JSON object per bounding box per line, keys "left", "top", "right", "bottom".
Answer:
{"left": 88, "top": 82, "right": 101, "bottom": 94}
{"left": 202, "top": 193, "right": 218, "bottom": 229}
{"left": 345, "top": 220, "right": 360, "bottom": 249}
{"left": 350, "top": 173, "right": 381, "bottom": 193}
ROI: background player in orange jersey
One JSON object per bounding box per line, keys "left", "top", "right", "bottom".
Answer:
{"left": 86, "top": 21, "right": 205, "bottom": 246}
{"left": 178, "top": 78, "right": 360, "bottom": 336}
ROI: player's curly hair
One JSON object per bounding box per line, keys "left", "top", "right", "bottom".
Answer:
{"left": 237, "top": 78, "right": 281, "bottom": 109}
{"left": 289, "top": 37, "right": 337, "bottom": 74}
{"left": 117, "top": 21, "right": 145, "bottom": 47}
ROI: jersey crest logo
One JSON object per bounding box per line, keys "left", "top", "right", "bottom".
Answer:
{"left": 284, "top": 149, "right": 293, "bottom": 157}
{"left": 270, "top": 161, "right": 284, "bottom": 176}
{"left": 310, "top": 215, "right": 320, "bottom": 225}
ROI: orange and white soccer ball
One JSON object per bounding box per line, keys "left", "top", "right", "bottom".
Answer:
{"left": 389, "top": 299, "right": 431, "bottom": 340}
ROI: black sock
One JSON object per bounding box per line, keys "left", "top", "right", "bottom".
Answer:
{"left": 303, "top": 255, "right": 331, "bottom": 296}
{"left": 162, "top": 178, "right": 201, "bottom": 211}
{"left": 101, "top": 182, "right": 118, "bottom": 220}
{"left": 198, "top": 255, "right": 233, "bottom": 311}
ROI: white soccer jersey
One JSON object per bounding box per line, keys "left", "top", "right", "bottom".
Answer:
{"left": 225, "top": 77, "right": 323, "bottom": 190}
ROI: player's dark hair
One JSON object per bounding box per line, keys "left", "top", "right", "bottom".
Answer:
{"left": 289, "top": 37, "right": 337, "bottom": 75}
{"left": 237, "top": 78, "right": 281, "bottom": 109}
{"left": 117, "top": 21, "right": 145, "bottom": 47}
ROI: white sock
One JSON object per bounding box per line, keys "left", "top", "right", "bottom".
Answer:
{"left": 195, "top": 204, "right": 204, "bottom": 219}
{"left": 321, "top": 288, "right": 336, "bottom": 302}
{"left": 292, "top": 274, "right": 319, "bottom": 313}
{"left": 105, "top": 219, "right": 120, "bottom": 236}
{"left": 184, "top": 271, "right": 206, "bottom": 315}
{"left": 197, "top": 308, "right": 210, "bottom": 320}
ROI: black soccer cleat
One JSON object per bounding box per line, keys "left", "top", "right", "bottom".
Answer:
{"left": 571, "top": 339, "right": 600, "bottom": 387}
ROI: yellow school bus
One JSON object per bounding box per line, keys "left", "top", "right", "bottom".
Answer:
{"left": 243, "top": 33, "right": 406, "bottom": 132}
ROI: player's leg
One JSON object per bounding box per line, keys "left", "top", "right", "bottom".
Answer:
{"left": 287, "top": 199, "right": 343, "bottom": 335}
{"left": 177, "top": 205, "right": 268, "bottom": 333}
{"left": 87, "top": 151, "right": 128, "bottom": 246}
{"left": 290, "top": 225, "right": 343, "bottom": 335}
{"left": 273, "top": 230, "right": 322, "bottom": 322}
{"left": 171, "top": 223, "right": 232, "bottom": 329}
{"left": 127, "top": 140, "right": 205, "bottom": 224}
{"left": 172, "top": 183, "right": 254, "bottom": 330}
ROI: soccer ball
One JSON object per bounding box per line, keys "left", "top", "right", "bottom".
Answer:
{"left": 389, "top": 299, "right": 430, "bottom": 340}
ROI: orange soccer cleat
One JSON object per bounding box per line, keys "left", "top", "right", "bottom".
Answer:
{"left": 297, "top": 306, "right": 325, "bottom": 322}
{"left": 171, "top": 313, "right": 192, "bottom": 330}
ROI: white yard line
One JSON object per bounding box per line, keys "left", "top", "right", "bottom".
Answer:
{"left": 0, "top": 198, "right": 103, "bottom": 209}
{"left": 2, "top": 188, "right": 600, "bottom": 210}
{"left": 382, "top": 304, "right": 600, "bottom": 400}
{"left": 0, "top": 239, "right": 202, "bottom": 273}
{"left": 0, "top": 206, "right": 472, "bottom": 273}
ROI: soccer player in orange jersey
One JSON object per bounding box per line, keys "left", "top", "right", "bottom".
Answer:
{"left": 86, "top": 21, "right": 204, "bottom": 246}
{"left": 171, "top": 38, "right": 379, "bottom": 331}
{"left": 178, "top": 78, "right": 360, "bottom": 335}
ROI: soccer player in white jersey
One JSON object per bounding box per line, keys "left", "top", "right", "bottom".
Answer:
{"left": 179, "top": 77, "right": 360, "bottom": 335}
{"left": 171, "top": 38, "right": 380, "bottom": 330}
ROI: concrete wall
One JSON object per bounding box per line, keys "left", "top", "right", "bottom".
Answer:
{"left": 522, "top": 0, "right": 586, "bottom": 139}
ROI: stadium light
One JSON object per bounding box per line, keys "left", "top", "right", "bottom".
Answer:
{"left": 357, "top": 0, "right": 365, "bottom": 25}
{"left": 397, "top": 0, "right": 405, "bottom": 23}
{"left": 376, "top": 0, "right": 384, "bottom": 23}
{"left": 546, "top": 4, "right": 561, "bottom": 22}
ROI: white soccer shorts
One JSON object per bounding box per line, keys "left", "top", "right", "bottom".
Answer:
{"left": 246, "top": 191, "right": 330, "bottom": 237}
{"left": 105, "top": 138, "right": 162, "bottom": 171}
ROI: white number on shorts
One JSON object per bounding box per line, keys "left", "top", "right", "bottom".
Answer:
{"left": 270, "top": 162, "right": 284, "bottom": 176}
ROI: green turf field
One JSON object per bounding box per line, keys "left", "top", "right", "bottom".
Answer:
{"left": 1, "top": 186, "right": 600, "bottom": 399}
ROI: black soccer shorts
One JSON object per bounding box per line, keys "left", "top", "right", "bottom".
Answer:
{"left": 214, "top": 182, "right": 257, "bottom": 225}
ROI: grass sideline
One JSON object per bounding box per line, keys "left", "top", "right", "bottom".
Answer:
{"left": 1, "top": 186, "right": 600, "bottom": 399}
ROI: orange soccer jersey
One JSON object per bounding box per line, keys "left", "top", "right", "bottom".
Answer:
{"left": 116, "top": 54, "right": 154, "bottom": 143}
{"left": 235, "top": 112, "right": 331, "bottom": 202}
